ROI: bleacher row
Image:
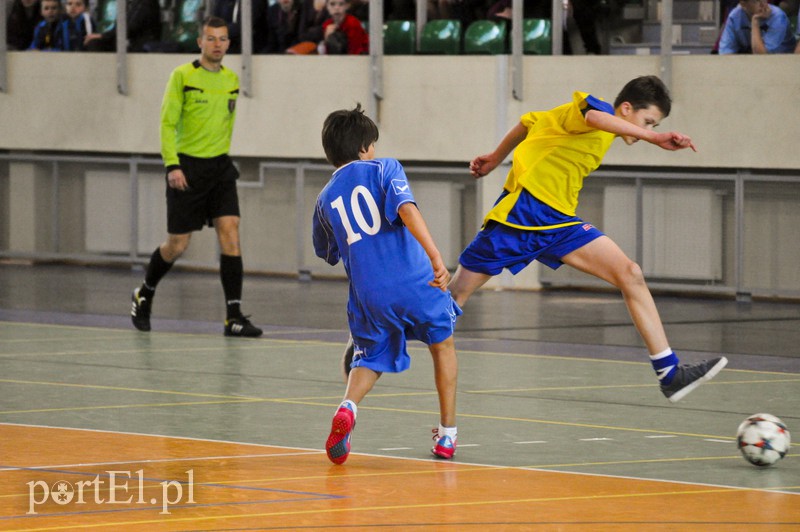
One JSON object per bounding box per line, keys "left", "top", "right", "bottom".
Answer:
{"left": 95, "top": 0, "right": 204, "bottom": 52}
{"left": 94, "top": 0, "right": 552, "bottom": 54}
{"left": 388, "top": 19, "right": 552, "bottom": 55}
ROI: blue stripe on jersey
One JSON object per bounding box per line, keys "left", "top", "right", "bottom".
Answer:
{"left": 581, "top": 94, "right": 615, "bottom": 117}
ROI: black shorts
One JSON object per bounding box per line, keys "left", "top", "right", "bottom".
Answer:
{"left": 166, "top": 154, "right": 240, "bottom": 234}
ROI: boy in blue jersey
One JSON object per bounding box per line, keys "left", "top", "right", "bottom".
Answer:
{"left": 450, "top": 76, "right": 727, "bottom": 403}
{"left": 313, "top": 104, "right": 462, "bottom": 464}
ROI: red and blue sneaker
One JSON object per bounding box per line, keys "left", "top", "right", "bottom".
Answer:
{"left": 326, "top": 403, "right": 356, "bottom": 465}
{"left": 431, "top": 428, "right": 457, "bottom": 459}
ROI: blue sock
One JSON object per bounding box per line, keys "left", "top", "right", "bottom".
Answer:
{"left": 650, "top": 349, "right": 679, "bottom": 385}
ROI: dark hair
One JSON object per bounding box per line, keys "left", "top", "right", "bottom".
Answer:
{"left": 202, "top": 15, "right": 228, "bottom": 31}
{"left": 613, "top": 75, "right": 671, "bottom": 117}
{"left": 321, "top": 103, "right": 379, "bottom": 167}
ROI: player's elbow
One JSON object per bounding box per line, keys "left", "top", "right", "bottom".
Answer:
{"left": 584, "top": 109, "right": 603, "bottom": 129}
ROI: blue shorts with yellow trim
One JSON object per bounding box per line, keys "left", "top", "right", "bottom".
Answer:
{"left": 459, "top": 220, "right": 604, "bottom": 275}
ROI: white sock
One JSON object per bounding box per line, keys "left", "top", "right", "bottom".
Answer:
{"left": 439, "top": 423, "right": 457, "bottom": 439}
{"left": 340, "top": 399, "right": 357, "bottom": 418}
{"left": 650, "top": 347, "right": 673, "bottom": 360}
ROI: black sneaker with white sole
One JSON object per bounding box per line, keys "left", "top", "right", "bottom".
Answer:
{"left": 660, "top": 357, "right": 728, "bottom": 403}
{"left": 224, "top": 316, "right": 263, "bottom": 337}
{"left": 131, "top": 288, "right": 151, "bottom": 332}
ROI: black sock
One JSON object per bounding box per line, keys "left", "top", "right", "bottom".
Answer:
{"left": 220, "top": 254, "right": 243, "bottom": 319}
{"left": 141, "top": 247, "right": 173, "bottom": 299}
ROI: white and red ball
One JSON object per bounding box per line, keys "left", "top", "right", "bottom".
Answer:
{"left": 736, "top": 413, "right": 791, "bottom": 467}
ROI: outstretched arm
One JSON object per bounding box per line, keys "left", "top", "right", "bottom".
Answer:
{"left": 398, "top": 203, "right": 449, "bottom": 291}
{"left": 585, "top": 109, "right": 697, "bottom": 152}
{"left": 469, "top": 122, "right": 528, "bottom": 178}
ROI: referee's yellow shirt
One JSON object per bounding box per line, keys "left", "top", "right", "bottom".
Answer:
{"left": 160, "top": 60, "right": 239, "bottom": 168}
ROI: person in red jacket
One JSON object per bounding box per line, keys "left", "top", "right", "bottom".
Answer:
{"left": 320, "top": 0, "right": 368, "bottom": 54}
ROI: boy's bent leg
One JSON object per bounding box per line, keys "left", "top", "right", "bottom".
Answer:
{"left": 560, "top": 236, "right": 669, "bottom": 354}
{"left": 326, "top": 367, "right": 380, "bottom": 465}
{"left": 429, "top": 336, "right": 458, "bottom": 458}
{"left": 562, "top": 236, "right": 727, "bottom": 401}
{"left": 448, "top": 265, "right": 492, "bottom": 308}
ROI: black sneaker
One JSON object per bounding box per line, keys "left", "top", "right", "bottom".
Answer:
{"left": 131, "top": 288, "right": 151, "bottom": 332}
{"left": 224, "top": 316, "right": 263, "bottom": 337}
{"left": 342, "top": 336, "right": 354, "bottom": 382}
{"left": 660, "top": 357, "right": 728, "bottom": 403}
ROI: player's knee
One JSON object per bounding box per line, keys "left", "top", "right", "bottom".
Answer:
{"left": 618, "top": 260, "right": 646, "bottom": 288}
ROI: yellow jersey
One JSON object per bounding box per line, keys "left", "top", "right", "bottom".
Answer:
{"left": 485, "top": 91, "right": 616, "bottom": 229}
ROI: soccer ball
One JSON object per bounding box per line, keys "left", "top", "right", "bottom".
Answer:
{"left": 736, "top": 413, "right": 791, "bottom": 467}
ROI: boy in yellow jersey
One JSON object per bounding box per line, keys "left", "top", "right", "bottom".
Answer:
{"left": 450, "top": 76, "right": 727, "bottom": 403}
{"left": 130, "top": 16, "right": 262, "bottom": 337}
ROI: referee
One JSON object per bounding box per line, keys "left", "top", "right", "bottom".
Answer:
{"left": 131, "top": 16, "right": 262, "bottom": 337}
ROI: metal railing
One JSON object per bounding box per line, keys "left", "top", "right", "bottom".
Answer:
{"left": 2, "top": 152, "right": 799, "bottom": 299}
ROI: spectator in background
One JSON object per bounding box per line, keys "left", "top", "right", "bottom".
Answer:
{"left": 319, "top": 0, "right": 368, "bottom": 54}
{"left": 59, "top": 0, "right": 96, "bottom": 50}
{"left": 297, "top": 0, "right": 329, "bottom": 43}
{"left": 488, "top": 0, "right": 603, "bottom": 54}
{"left": 84, "top": 0, "right": 161, "bottom": 52}
{"left": 570, "top": 0, "right": 603, "bottom": 54}
{"left": 430, "top": 0, "right": 485, "bottom": 32}
{"left": 28, "top": 0, "right": 61, "bottom": 50}
{"left": 265, "top": 0, "right": 303, "bottom": 53}
{"left": 7, "top": 0, "right": 43, "bottom": 50}
{"left": 718, "top": 0, "right": 796, "bottom": 53}
{"left": 212, "top": 0, "right": 269, "bottom": 54}
{"left": 283, "top": 0, "right": 328, "bottom": 54}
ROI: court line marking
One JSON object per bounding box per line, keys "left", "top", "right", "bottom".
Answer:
{"left": 0, "top": 397, "right": 739, "bottom": 440}
{"left": 0, "top": 399, "right": 263, "bottom": 416}
{"left": 2, "top": 375, "right": 798, "bottom": 406}
{"left": 0, "top": 319, "right": 347, "bottom": 338}
{"left": 0, "top": 451, "right": 322, "bottom": 473}
{"left": 3, "top": 379, "right": 794, "bottom": 441}
{"left": 7, "top": 484, "right": 798, "bottom": 531}
{"left": 3, "top": 422, "right": 797, "bottom": 497}
{"left": 0, "top": 343, "right": 313, "bottom": 358}
{"left": 0, "top": 378, "right": 262, "bottom": 400}
{"left": 2, "top": 320, "right": 798, "bottom": 377}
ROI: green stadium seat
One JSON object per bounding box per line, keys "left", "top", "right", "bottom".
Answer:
{"left": 383, "top": 20, "right": 416, "bottom": 55}
{"left": 95, "top": 0, "right": 117, "bottom": 33}
{"left": 523, "top": 18, "right": 551, "bottom": 55}
{"left": 419, "top": 19, "right": 462, "bottom": 55}
{"left": 464, "top": 20, "right": 507, "bottom": 54}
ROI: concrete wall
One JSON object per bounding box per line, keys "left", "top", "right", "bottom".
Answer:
{"left": 1, "top": 52, "right": 799, "bottom": 295}
{"left": 2, "top": 53, "right": 798, "bottom": 168}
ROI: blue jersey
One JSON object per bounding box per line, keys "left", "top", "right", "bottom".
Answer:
{"left": 313, "top": 157, "right": 433, "bottom": 305}
{"left": 313, "top": 158, "right": 459, "bottom": 370}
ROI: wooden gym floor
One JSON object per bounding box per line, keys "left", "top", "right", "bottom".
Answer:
{"left": 0, "top": 262, "right": 798, "bottom": 530}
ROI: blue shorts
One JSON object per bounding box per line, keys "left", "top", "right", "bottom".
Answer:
{"left": 459, "top": 220, "right": 604, "bottom": 275}
{"left": 349, "top": 293, "right": 462, "bottom": 374}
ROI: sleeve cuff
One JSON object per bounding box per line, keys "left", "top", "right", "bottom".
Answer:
{"left": 165, "top": 165, "right": 181, "bottom": 173}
